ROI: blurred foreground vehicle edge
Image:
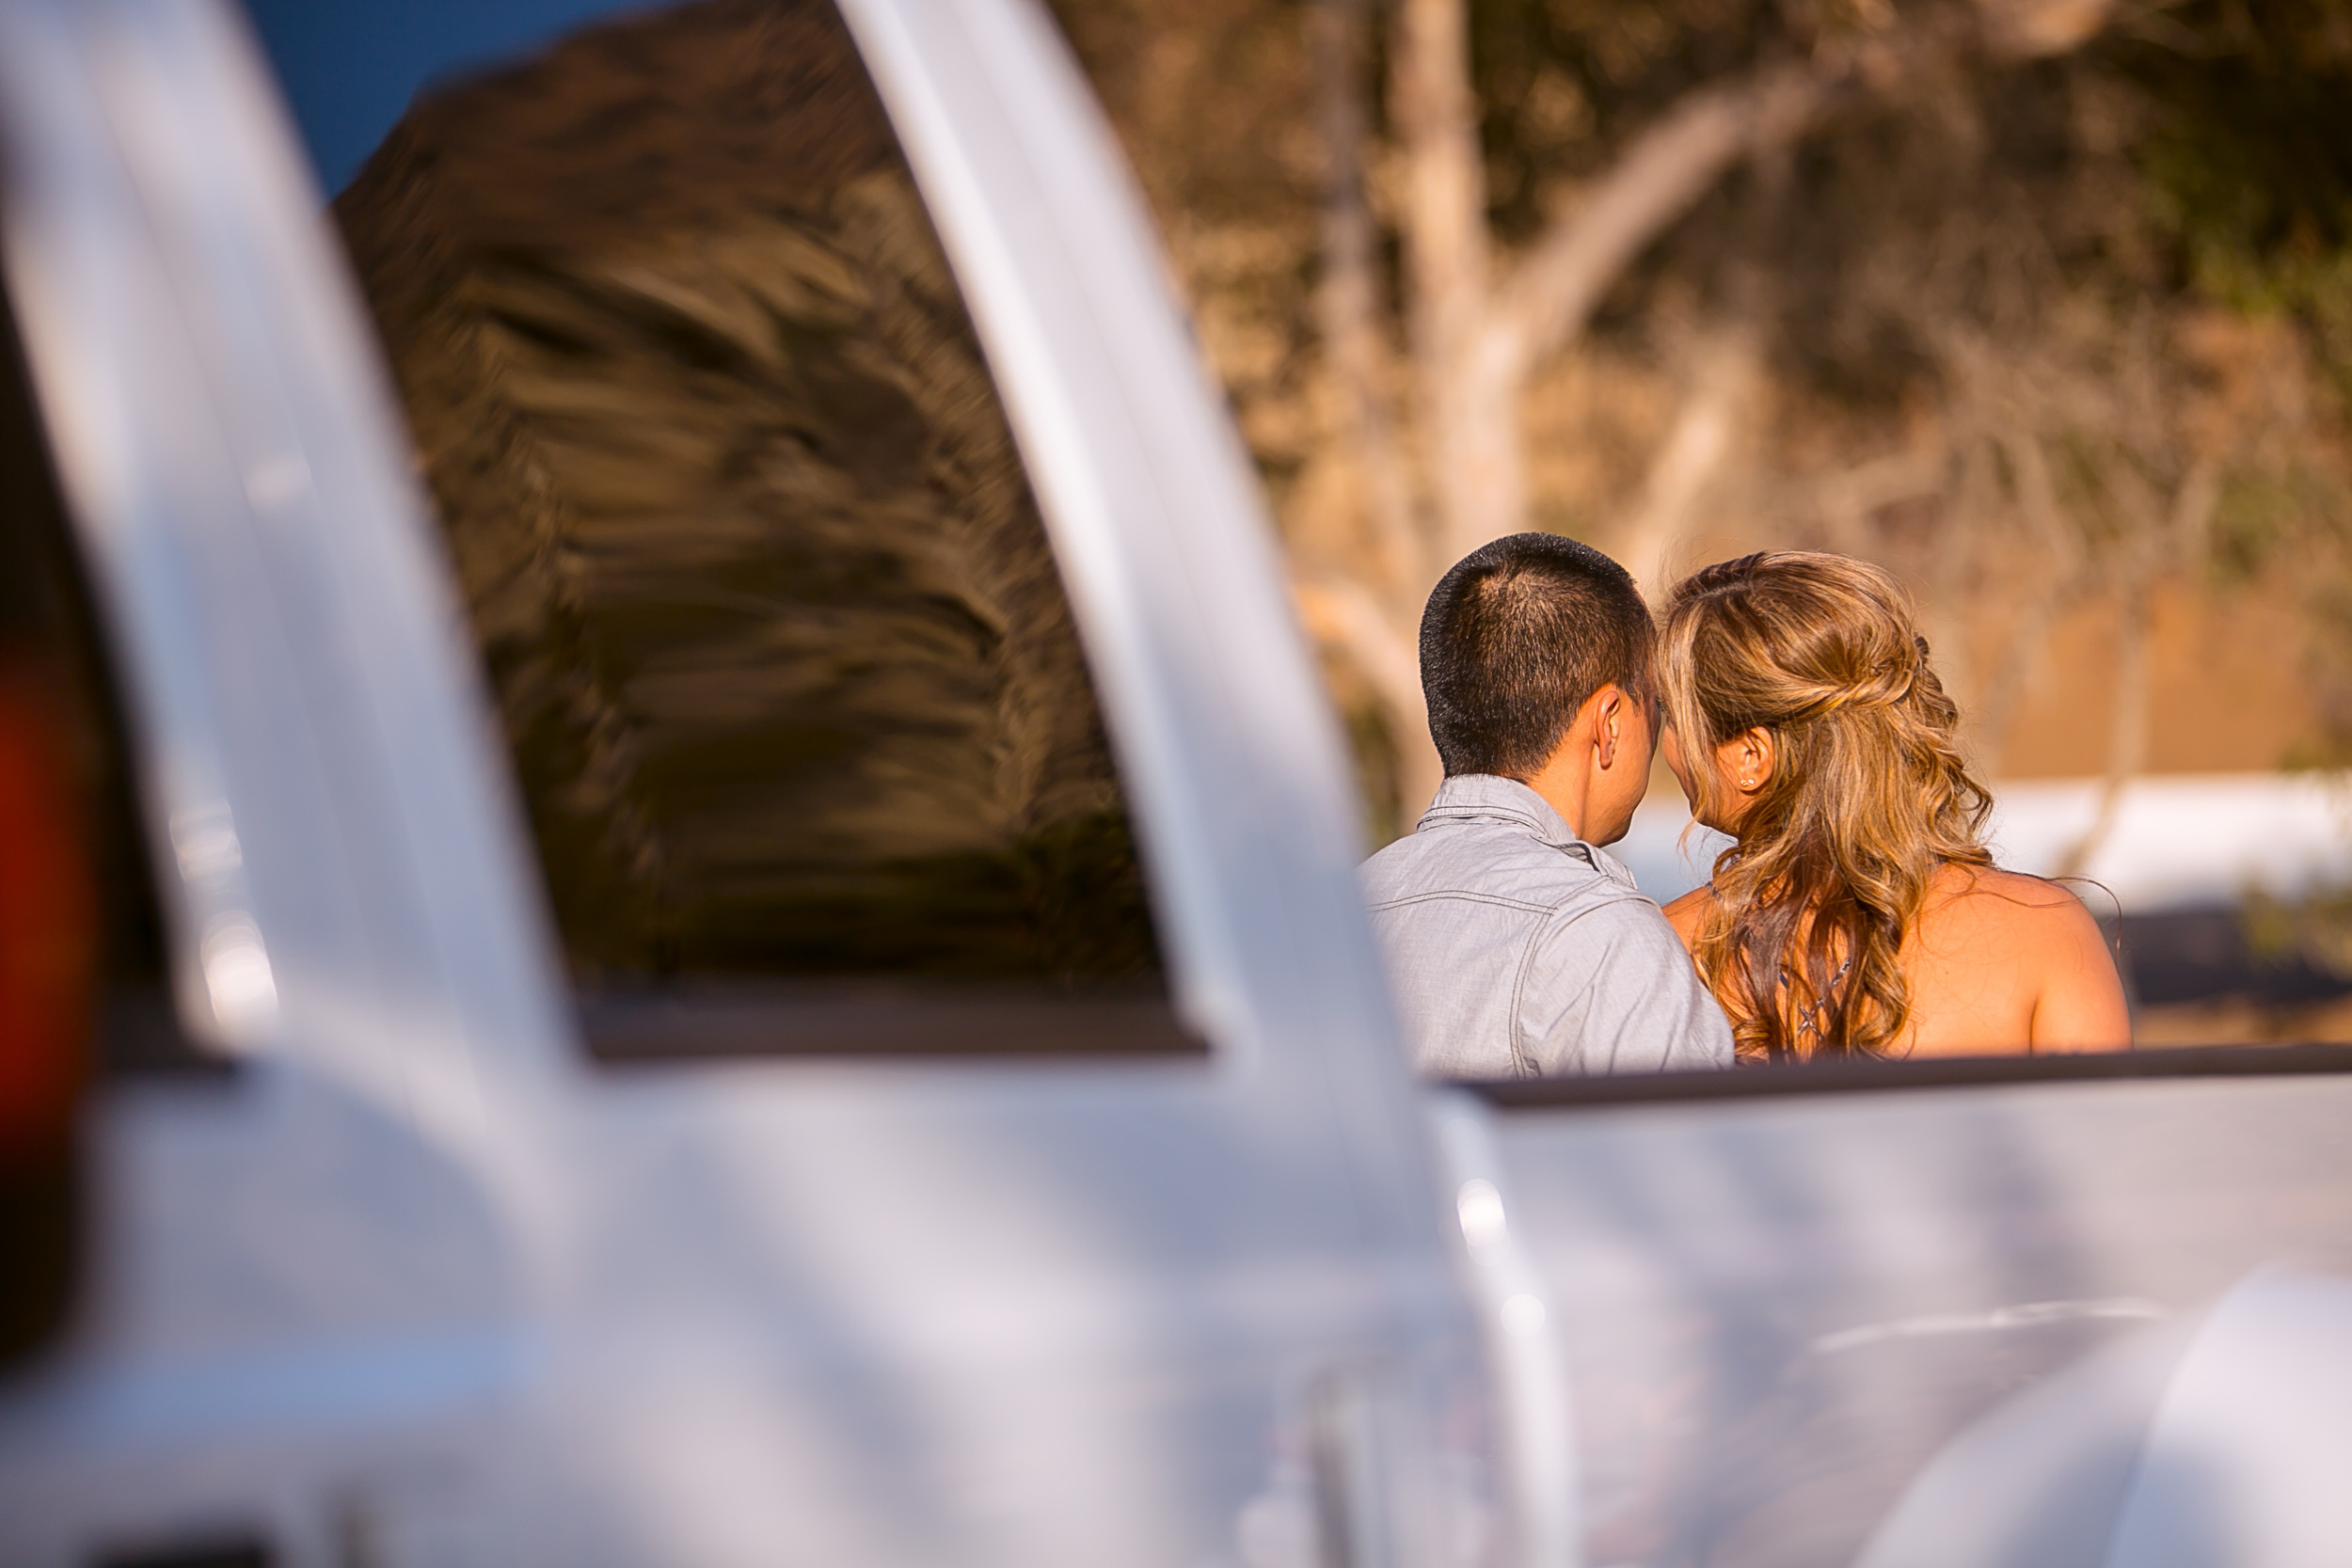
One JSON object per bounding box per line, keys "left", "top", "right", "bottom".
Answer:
{"left": 0, "top": 2, "right": 2347, "bottom": 1567}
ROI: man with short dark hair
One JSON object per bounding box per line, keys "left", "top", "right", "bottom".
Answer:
{"left": 1362, "top": 533, "right": 1732, "bottom": 1077}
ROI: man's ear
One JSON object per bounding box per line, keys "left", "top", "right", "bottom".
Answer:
{"left": 1592, "top": 684, "right": 1624, "bottom": 771}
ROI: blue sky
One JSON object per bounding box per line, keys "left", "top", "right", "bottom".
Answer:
{"left": 239, "top": 0, "right": 640, "bottom": 194}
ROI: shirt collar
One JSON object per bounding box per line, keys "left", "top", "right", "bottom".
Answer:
{"left": 1415, "top": 773, "right": 1582, "bottom": 847}
{"left": 1416, "top": 774, "right": 1641, "bottom": 891}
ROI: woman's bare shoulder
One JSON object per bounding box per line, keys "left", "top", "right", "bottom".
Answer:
{"left": 1925, "top": 863, "right": 2108, "bottom": 953}
{"left": 1933, "top": 863, "right": 2068, "bottom": 901}
{"left": 1661, "top": 885, "right": 1713, "bottom": 949}
{"left": 1933, "top": 865, "right": 2130, "bottom": 1048}
{"left": 1911, "top": 863, "right": 2130, "bottom": 1050}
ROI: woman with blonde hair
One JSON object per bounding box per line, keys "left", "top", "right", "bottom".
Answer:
{"left": 1656, "top": 551, "right": 2129, "bottom": 1059}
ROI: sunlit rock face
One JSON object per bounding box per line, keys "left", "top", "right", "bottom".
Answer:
{"left": 336, "top": 0, "right": 1157, "bottom": 984}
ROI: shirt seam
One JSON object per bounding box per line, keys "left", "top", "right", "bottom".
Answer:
{"left": 1513, "top": 896, "right": 1674, "bottom": 1074}
{"left": 1370, "top": 890, "right": 1558, "bottom": 916}
{"left": 1507, "top": 914, "right": 1551, "bottom": 1077}
{"left": 1370, "top": 885, "right": 1657, "bottom": 919}
{"left": 1416, "top": 811, "right": 1574, "bottom": 846}
{"left": 1419, "top": 805, "right": 1549, "bottom": 827}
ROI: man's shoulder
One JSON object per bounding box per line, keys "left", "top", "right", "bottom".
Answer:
{"left": 1528, "top": 878, "right": 1686, "bottom": 961}
{"left": 1361, "top": 820, "right": 1640, "bottom": 913}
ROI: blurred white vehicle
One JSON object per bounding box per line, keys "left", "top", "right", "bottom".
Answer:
{"left": 0, "top": 3, "right": 2347, "bottom": 1567}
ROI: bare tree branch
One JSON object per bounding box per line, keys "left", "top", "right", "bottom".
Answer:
{"left": 1392, "top": 0, "right": 1529, "bottom": 563}
{"left": 1486, "top": 56, "right": 1841, "bottom": 378}
{"left": 1486, "top": 1, "right": 2113, "bottom": 379}
{"left": 1312, "top": 0, "right": 1424, "bottom": 607}
{"left": 2059, "top": 451, "right": 2223, "bottom": 875}
{"left": 2169, "top": 450, "right": 2224, "bottom": 569}
{"left": 1295, "top": 576, "right": 1444, "bottom": 820}
{"left": 1819, "top": 446, "right": 1949, "bottom": 551}
{"left": 1392, "top": 0, "right": 1487, "bottom": 402}
{"left": 1299, "top": 0, "right": 2123, "bottom": 841}
{"left": 2058, "top": 574, "right": 2153, "bottom": 879}
{"left": 1974, "top": 428, "right": 2084, "bottom": 774}
{"left": 1617, "top": 316, "right": 1764, "bottom": 594}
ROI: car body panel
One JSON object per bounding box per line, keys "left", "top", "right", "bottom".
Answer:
{"left": 0, "top": 1, "right": 1486, "bottom": 1563}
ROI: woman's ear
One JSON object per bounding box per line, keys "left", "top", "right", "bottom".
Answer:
{"left": 1720, "top": 726, "right": 1774, "bottom": 797}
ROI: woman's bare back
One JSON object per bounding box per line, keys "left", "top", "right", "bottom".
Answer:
{"left": 1664, "top": 864, "right": 2131, "bottom": 1055}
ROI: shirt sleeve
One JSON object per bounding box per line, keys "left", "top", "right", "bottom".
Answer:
{"left": 1516, "top": 895, "right": 1736, "bottom": 1074}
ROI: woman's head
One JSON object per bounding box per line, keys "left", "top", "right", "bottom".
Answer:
{"left": 1658, "top": 551, "right": 1992, "bottom": 1058}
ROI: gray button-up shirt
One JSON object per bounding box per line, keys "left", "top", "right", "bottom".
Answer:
{"left": 1360, "top": 774, "right": 1734, "bottom": 1078}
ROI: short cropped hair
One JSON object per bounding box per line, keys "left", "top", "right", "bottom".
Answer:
{"left": 1420, "top": 532, "right": 1653, "bottom": 779}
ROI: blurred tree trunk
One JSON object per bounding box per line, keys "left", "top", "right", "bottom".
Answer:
{"left": 2060, "top": 454, "right": 2223, "bottom": 877}
{"left": 1973, "top": 429, "right": 2083, "bottom": 776}
{"left": 1393, "top": 0, "right": 1502, "bottom": 568}
{"left": 1298, "top": 0, "right": 2117, "bottom": 832}
{"left": 1308, "top": 0, "right": 1443, "bottom": 818}
{"left": 1311, "top": 0, "right": 1421, "bottom": 603}
{"left": 1615, "top": 321, "right": 1761, "bottom": 594}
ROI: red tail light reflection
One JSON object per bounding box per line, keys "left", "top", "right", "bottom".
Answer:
{"left": 0, "top": 654, "right": 94, "bottom": 1163}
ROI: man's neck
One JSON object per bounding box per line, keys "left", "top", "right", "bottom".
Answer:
{"left": 1515, "top": 752, "right": 1593, "bottom": 842}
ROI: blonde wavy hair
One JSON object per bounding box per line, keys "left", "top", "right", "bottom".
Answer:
{"left": 1659, "top": 552, "right": 1993, "bottom": 1060}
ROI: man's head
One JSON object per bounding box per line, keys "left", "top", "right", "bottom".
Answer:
{"left": 1420, "top": 533, "right": 1656, "bottom": 840}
